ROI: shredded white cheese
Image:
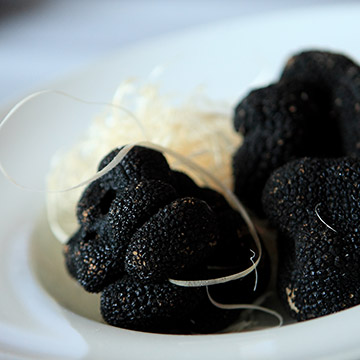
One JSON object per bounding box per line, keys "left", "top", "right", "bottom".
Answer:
{"left": 46, "top": 80, "right": 242, "bottom": 243}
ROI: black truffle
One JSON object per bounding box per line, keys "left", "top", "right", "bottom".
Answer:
{"left": 98, "top": 146, "right": 172, "bottom": 191}
{"left": 64, "top": 145, "right": 266, "bottom": 333}
{"left": 125, "top": 197, "right": 219, "bottom": 281}
{"left": 64, "top": 220, "right": 118, "bottom": 293}
{"left": 100, "top": 275, "right": 205, "bottom": 333}
{"left": 233, "top": 50, "right": 360, "bottom": 214}
{"left": 262, "top": 156, "right": 360, "bottom": 320}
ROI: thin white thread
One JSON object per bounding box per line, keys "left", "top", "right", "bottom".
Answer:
{"left": 0, "top": 90, "right": 148, "bottom": 193}
{"left": 206, "top": 287, "right": 283, "bottom": 328}
{"left": 250, "top": 249, "right": 258, "bottom": 291}
{"left": 314, "top": 203, "right": 337, "bottom": 233}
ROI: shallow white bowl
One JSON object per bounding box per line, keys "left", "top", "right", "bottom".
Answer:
{"left": 1, "top": 4, "right": 360, "bottom": 359}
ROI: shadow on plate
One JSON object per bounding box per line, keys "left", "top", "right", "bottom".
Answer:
{"left": 29, "top": 210, "right": 103, "bottom": 324}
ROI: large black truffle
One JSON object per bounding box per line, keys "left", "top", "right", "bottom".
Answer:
{"left": 64, "top": 145, "right": 268, "bottom": 333}
{"left": 233, "top": 50, "right": 360, "bottom": 214}
{"left": 262, "top": 157, "right": 360, "bottom": 321}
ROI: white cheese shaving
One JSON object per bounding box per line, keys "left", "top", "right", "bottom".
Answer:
{"left": 46, "top": 80, "right": 242, "bottom": 243}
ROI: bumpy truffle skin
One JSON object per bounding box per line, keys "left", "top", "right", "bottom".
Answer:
{"left": 263, "top": 157, "right": 360, "bottom": 321}
{"left": 182, "top": 186, "right": 271, "bottom": 305}
{"left": 64, "top": 220, "right": 119, "bottom": 292}
{"left": 98, "top": 146, "right": 172, "bottom": 191}
{"left": 76, "top": 180, "right": 116, "bottom": 229}
{"left": 107, "top": 180, "right": 178, "bottom": 269}
{"left": 100, "top": 276, "right": 205, "bottom": 333}
{"left": 101, "top": 276, "right": 240, "bottom": 334}
{"left": 68, "top": 179, "right": 178, "bottom": 292}
{"left": 125, "top": 197, "right": 219, "bottom": 281}
{"left": 280, "top": 51, "right": 358, "bottom": 91}
{"left": 281, "top": 51, "right": 360, "bottom": 157}
{"left": 233, "top": 50, "right": 360, "bottom": 214}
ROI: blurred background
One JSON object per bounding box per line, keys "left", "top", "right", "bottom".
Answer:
{"left": 0, "top": 0, "right": 355, "bottom": 105}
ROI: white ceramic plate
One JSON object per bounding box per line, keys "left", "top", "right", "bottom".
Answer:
{"left": 2, "top": 4, "right": 360, "bottom": 359}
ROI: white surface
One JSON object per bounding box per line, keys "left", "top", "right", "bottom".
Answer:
{"left": 2, "top": 3, "right": 360, "bottom": 360}
{"left": 0, "top": 0, "right": 355, "bottom": 105}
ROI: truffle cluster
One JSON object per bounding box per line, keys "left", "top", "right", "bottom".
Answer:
{"left": 232, "top": 50, "right": 360, "bottom": 321}
{"left": 64, "top": 146, "right": 268, "bottom": 333}
{"left": 233, "top": 50, "right": 360, "bottom": 214}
